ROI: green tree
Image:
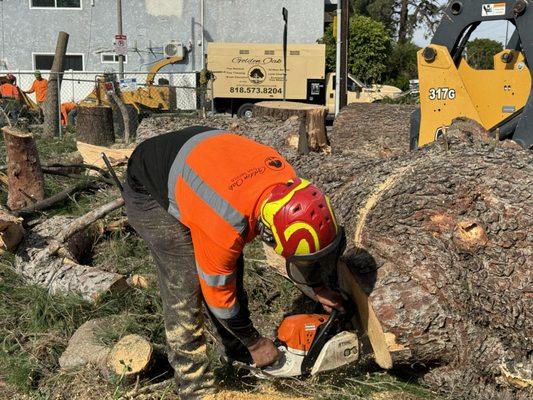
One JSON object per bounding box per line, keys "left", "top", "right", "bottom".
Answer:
{"left": 466, "top": 38, "right": 504, "bottom": 70}
{"left": 384, "top": 41, "right": 420, "bottom": 91}
{"left": 349, "top": 0, "right": 442, "bottom": 42}
{"left": 322, "top": 15, "right": 391, "bottom": 83}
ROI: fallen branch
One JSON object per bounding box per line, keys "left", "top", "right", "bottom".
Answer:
{"left": 14, "top": 179, "right": 101, "bottom": 217}
{"left": 14, "top": 198, "right": 128, "bottom": 301}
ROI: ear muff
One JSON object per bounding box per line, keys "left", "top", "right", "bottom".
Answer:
{"left": 257, "top": 218, "right": 275, "bottom": 246}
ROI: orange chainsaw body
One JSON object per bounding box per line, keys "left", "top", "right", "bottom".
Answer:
{"left": 277, "top": 314, "right": 329, "bottom": 352}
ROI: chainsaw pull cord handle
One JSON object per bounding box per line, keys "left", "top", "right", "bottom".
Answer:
{"left": 300, "top": 308, "right": 341, "bottom": 375}
{"left": 101, "top": 152, "right": 124, "bottom": 192}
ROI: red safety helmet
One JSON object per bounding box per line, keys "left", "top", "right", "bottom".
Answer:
{"left": 258, "top": 178, "right": 342, "bottom": 259}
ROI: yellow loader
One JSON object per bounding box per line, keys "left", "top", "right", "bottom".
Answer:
{"left": 411, "top": 0, "right": 533, "bottom": 149}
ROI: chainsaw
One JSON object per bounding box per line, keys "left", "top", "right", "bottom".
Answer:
{"left": 234, "top": 307, "right": 359, "bottom": 378}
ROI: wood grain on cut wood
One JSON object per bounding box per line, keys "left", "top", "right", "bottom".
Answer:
{"left": 338, "top": 261, "right": 392, "bottom": 369}
{"left": 106, "top": 334, "right": 153, "bottom": 379}
{"left": 76, "top": 141, "right": 133, "bottom": 171}
{"left": 254, "top": 101, "right": 329, "bottom": 153}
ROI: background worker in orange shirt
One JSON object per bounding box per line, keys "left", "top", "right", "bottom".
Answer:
{"left": 60, "top": 101, "right": 77, "bottom": 126}
{"left": 25, "top": 71, "right": 48, "bottom": 106}
{"left": 0, "top": 74, "right": 20, "bottom": 100}
{"left": 123, "top": 127, "right": 346, "bottom": 399}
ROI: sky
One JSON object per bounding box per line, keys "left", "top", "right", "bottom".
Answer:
{"left": 412, "top": 1, "right": 515, "bottom": 47}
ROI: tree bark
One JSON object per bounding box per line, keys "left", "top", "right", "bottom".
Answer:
{"left": 253, "top": 101, "right": 329, "bottom": 153}
{"left": 108, "top": 92, "right": 135, "bottom": 145}
{"left": 245, "top": 117, "right": 532, "bottom": 399}
{"left": 14, "top": 199, "right": 128, "bottom": 302}
{"left": 43, "top": 31, "right": 69, "bottom": 138}
{"left": 397, "top": 0, "right": 409, "bottom": 43}
{"left": 76, "top": 106, "right": 115, "bottom": 146}
{"left": 331, "top": 103, "right": 416, "bottom": 158}
{"left": 2, "top": 127, "right": 44, "bottom": 210}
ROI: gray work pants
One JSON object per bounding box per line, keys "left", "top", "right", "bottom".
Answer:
{"left": 123, "top": 178, "right": 249, "bottom": 399}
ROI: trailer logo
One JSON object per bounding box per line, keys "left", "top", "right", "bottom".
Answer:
{"left": 249, "top": 66, "right": 266, "bottom": 84}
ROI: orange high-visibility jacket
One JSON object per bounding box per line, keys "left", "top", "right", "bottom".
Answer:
{"left": 60, "top": 102, "right": 77, "bottom": 125}
{"left": 28, "top": 79, "right": 48, "bottom": 103}
{"left": 167, "top": 131, "right": 296, "bottom": 319}
{"left": 0, "top": 83, "right": 20, "bottom": 100}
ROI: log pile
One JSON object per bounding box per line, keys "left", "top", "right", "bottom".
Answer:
{"left": 244, "top": 116, "right": 532, "bottom": 400}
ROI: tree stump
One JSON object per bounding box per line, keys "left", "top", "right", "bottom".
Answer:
{"left": 0, "top": 208, "right": 24, "bottom": 253}
{"left": 106, "top": 334, "right": 154, "bottom": 383}
{"left": 76, "top": 105, "right": 115, "bottom": 146}
{"left": 253, "top": 101, "right": 329, "bottom": 153}
{"left": 2, "top": 127, "right": 44, "bottom": 210}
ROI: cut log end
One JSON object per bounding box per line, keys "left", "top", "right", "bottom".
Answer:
{"left": 0, "top": 210, "right": 24, "bottom": 253}
{"left": 106, "top": 334, "right": 153, "bottom": 378}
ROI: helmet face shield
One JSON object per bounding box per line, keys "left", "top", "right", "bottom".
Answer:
{"left": 285, "top": 227, "right": 346, "bottom": 286}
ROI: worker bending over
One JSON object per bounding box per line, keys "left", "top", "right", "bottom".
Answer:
{"left": 60, "top": 101, "right": 77, "bottom": 126}
{"left": 25, "top": 71, "right": 48, "bottom": 105}
{"left": 0, "top": 74, "right": 20, "bottom": 100}
{"left": 124, "top": 127, "right": 345, "bottom": 399}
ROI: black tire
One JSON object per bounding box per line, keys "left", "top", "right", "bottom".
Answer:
{"left": 237, "top": 103, "right": 255, "bottom": 119}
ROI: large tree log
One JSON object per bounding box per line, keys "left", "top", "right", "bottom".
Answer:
{"left": 2, "top": 127, "right": 44, "bottom": 210}
{"left": 331, "top": 103, "right": 416, "bottom": 158}
{"left": 14, "top": 199, "right": 128, "bottom": 301}
{"left": 76, "top": 106, "right": 115, "bottom": 146}
{"left": 253, "top": 101, "right": 329, "bottom": 153}
{"left": 244, "top": 118, "right": 532, "bottom": 400}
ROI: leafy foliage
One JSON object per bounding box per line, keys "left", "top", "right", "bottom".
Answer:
{"left": 466, "top": 38, "right": 504, "bottom": 70}
{"left": 323, "top": 15, "right": 392, "bottom": 83}
{"left": 384, "top": 41, "right": 420, "bottom": 91}
{"left": 350, "top": 0, "right": 442, "bottom": 41}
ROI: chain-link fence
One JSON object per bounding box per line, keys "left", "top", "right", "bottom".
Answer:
{"left": 1, "top": 69, "right": 199, "bottom": 110}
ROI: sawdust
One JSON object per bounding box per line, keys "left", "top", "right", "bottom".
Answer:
{"left": 370, "top": 391, "right": 426, "bottom": 400}
{"left": 204, "top": 386, "right": 307, "bottom": 400}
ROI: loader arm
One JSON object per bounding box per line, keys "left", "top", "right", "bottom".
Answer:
{"left": 413, "top": 0, "right": 533, "bottom": 149}
{"left": 146, "top": 55, "right": 185, "bottom": 86}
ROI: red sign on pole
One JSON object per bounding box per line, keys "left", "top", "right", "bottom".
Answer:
{"left": 114, "top": 34, "right": 128, "bottom": 56}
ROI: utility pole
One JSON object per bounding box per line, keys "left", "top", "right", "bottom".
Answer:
{"left": 335, "top": 0, "right": 342, "bottom": 116}
{"left": 339, "top": 0, "right": 349, "bottom": 110}
{"left": 116, "top": 0, "right": 124, "bottom": 79}
{"left": 282, "top": 7, "right": 288, "bottom": 101}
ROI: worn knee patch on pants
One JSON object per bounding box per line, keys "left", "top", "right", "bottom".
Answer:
{"left": 123, "top": 178, "right": 216, "bottom": 398}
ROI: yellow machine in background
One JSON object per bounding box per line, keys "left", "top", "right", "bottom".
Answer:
{"left": 411, "top": 0, "right": 533, "bottom": 149}
{"left": 81, "top": 55, "right": 185, "bottom": 114}
{"left": 416, "top": 45, "right": 530, "bottom": 146}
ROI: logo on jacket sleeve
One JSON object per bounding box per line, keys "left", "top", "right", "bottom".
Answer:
{"left": 265, "top": 156, "right": 285, "bottom": 171}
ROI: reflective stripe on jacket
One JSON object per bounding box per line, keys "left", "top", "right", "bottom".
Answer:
{"left": 168, "top": 131, "right": 296, "bottom": 318}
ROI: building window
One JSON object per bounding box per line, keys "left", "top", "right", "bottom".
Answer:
{"left": 33, "top": 54, "right": 84, "bottom": 71}
{"left": 30, "top": 0, "right": 82, "bottom": 9}
{"left": 101, "top": 53, "right": 128, "bottom": 64}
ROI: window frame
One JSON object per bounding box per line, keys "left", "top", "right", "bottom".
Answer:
{"left": 101, "top": 53, "right": 128, "bottom": 64}
{"left": 29, "top": 0, "right": 83, "bottom": 11}
{"left": 32, "top": 52, "right": 85, "bottom": 71}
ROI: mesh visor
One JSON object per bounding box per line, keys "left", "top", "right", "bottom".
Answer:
{"left": 285, "top": 227, "right": 346, "bottom": 286}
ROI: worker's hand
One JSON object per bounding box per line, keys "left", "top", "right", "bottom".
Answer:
{"left": 313, "top": 286, "right": 345, "bottom": 313}
{"left": 247, "top": 337, "right": 281, "bottom": 368}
